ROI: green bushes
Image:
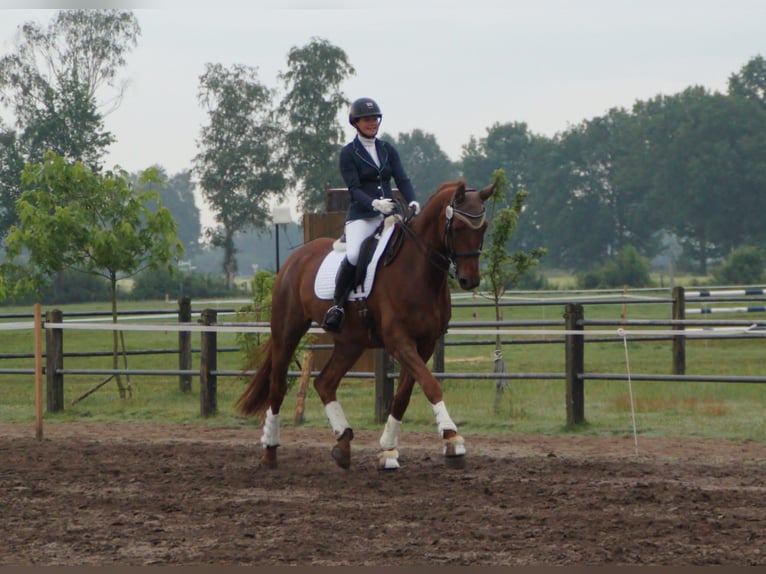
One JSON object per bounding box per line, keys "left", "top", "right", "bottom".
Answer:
{"left": 129, "top": 267, "right": 247, "bottom": 300}
{"left": 576, "top": 245, "right": 652, "bottom": 289}
{"left": 712, "top": 246, "right": 765, "bottom": 285}
{"left": 6, "top": 269, "right": 112, "bottom": 305}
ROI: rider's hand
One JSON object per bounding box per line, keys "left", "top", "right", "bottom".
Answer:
{"left": 372, "top": 198, "right": 395, "bottom": 215}
{"left": 408, "top": 200, "right": 421, "bottom": 215}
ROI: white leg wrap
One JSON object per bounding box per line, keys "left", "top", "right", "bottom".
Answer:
{"left": 379, "top": 415, "right": 402, "bottom": 450}
{"left": 432, "top": 400, "right": 458, "bottom": 435}
{"left": 324, "top": 401, "right": 350, "bottom": 439}
{"left": 260, "top": 407, "right": 280, "bottom": 448}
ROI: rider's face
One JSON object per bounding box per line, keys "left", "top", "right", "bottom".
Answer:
{"left": 356, "top": 115, "right": 380, "bottom": 138}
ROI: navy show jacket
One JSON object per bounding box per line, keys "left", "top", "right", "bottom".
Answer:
{"left": 339, "top": 136, "right": 416, "bottom": 222}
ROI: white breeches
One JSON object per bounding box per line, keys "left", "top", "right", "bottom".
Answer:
{"left": 344, "top": 216, "right": 383, "bottom": 265}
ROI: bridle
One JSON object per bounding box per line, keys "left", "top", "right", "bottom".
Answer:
{"left": 444, "top": 198, "right": 487, "bottom": 261}
{"left": 397, "top": 191, "right": 487, "bottom": 275}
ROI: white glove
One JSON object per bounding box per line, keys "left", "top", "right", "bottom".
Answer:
{"left": 408, "top": 200, "right": 421, "bottom": 215}
{"left": 371, "top": 198, "right": 395, "bottom": 215}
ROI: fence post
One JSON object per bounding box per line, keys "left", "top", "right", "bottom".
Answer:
{"left": 178, "top": 296, "right": 192, "bottom": 392}
{"left": 199, "top": 309, "right": 217, "bottom": 417}
{"left": 672, "top": 285, "right": 686, "bottom": 375}
{"left": 294, "top": 349, "right": 313, "bottom": 425}
{"left": 45, "top": 309, "right": 64, "bottom": 413}
{"left": 564, "top": 303, "right": 585, "bottom": 426}
{"left": 374, "top": 349, "right": 393, "bottom": 424}
{"left": 432, "top": 334, "right": 445, "bottom": 375}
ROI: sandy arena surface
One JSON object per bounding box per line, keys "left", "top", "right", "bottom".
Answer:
{"left": 0, "top": 422, "right": 763, "bottom": 566}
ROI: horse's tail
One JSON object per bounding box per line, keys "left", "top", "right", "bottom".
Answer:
{"left": 235, "top": 338, "right": 273, "bottom": 417}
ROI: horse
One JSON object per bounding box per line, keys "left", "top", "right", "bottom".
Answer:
{"left": 236, "top": 179, "right": 495, "bottom": 470}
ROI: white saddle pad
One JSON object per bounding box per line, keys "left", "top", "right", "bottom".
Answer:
{"left": 314, "top": 221, "right": 396, "bottom": 301}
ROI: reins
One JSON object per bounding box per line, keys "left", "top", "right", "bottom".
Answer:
{"left": 397, "top": 215, "right": 452, "bottom": 272}
{"left": 396, "top": 192, "right": 487, "bottom": 275}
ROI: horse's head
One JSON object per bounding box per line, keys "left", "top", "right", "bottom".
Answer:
{"left": 444, "top": 180, "right": 495, "bottom": 290}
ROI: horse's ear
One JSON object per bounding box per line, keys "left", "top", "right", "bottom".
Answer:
{"left": 479, "top": 182, "right": 496, "bottom": 202}
{"left": 454, "top": 181, "right": 467, "bottom": 205}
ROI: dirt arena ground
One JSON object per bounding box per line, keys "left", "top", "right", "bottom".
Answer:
{"left": 0, "top": 422, "right": 763, "bottom": 566}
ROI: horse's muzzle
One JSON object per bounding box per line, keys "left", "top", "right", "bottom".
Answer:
{"left": 458, "top": 274, "right": 480, "bottom": 290}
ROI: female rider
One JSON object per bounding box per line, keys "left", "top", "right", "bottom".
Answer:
{"left": 321, "top": 97, "right": 420, "bottom": 332}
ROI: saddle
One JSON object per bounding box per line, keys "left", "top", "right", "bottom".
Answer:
{"left": 350, "top": 218, "right": 405, "bottom": 279}
{"left": 314, "top": 215, "right": 403, "bottom": 301}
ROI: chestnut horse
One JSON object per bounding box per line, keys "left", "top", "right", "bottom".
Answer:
{"left": 236, "top": 179, "right": 494, "bottom": 470}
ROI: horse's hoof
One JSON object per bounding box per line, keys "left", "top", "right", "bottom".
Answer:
{"left": 260, "top": 446, "right": 278, "bottom": 469}
{"left": 377, "top": 449, "right": 400, "bottom": 471}
{"left": 331, "top": 444, "right": 351, "bottom": 469}
{"left": 331, "top": 428, "right": 353, "bottom": 469}
{"left": 444, "top": 434, "right": 466, "bottom": 469}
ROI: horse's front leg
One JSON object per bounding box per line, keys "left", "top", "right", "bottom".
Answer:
{"left": 433, "top": 401, "right": 466, "bottom": 469}
{"left": 388, "top": 341, "right": 466, "bottom": 469}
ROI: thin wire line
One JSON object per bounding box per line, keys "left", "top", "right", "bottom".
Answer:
{"left": 618, "top": 328, "right": 639, "bottom": 458}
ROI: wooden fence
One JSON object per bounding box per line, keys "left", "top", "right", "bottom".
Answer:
{"left": 2, "top": 286, "right": 765, "bottom": 426}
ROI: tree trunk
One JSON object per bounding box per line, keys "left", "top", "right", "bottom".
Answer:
{"left": 111, "top": 272, "right": 128, "bottom": 398}
{"left": 492, "top": 294, "right": 508, "bottom": 412}
{"left": 223, "top": 228, "right": 235, "bottom": 290}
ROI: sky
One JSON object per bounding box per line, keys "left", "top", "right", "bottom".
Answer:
{"left": 1, "top": 0, "right": 765, "bottom": 223}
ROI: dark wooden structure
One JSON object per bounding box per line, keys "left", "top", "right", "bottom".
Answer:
{"left": 564, "top": 303, "right": 585, "bottom": 425}
{"left": 178, "top": 296, "right": 192, "bottom": 392}
{"left": 45, "top": 309, "right": 64, "bottom": 412}
{"left": 200, "top": 309, "right": 218, "bottom": 416}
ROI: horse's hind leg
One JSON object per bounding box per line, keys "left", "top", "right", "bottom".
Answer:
{"left": 259, "top": 320, "right": 310, "bottom": 469}
{"left": 313, "top": 342, "right": 365, "bottom": 469}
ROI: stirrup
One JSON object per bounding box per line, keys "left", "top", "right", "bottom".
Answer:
{"left": 321, "top": 305, "right": 345, "bottom": 332}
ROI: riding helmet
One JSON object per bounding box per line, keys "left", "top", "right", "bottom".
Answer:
{"left": 348, "top": 97, "right": 382, "bottom": 125}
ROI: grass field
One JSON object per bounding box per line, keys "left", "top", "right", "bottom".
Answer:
{"left": 0, "top": 290, "right": 764, "bottom": 442}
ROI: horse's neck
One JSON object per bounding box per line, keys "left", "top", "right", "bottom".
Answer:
{"left": 401, "top": 201, "right": 449, "bottom": 283}
{"left": 411, "top": 206, "right": 444, "bottom": 252}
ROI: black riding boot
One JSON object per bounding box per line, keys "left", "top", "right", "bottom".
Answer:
{"left": 321, "top": 258, "right": 357, "bottom": 332}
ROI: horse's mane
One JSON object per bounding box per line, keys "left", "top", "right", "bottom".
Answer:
{"left": 423, "top": 179, "right": 466, "bottom": 205}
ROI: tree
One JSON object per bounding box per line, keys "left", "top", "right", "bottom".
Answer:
{"left": 482, "top": 169, "right": 546, "bottom": 411}
{"left": 728, "top": 55, "right": 766, "bottom": 107}
{"left": 4, "top": 152, "right": 183, "bottom": 397}
{"left": 0, "top": 125, "right": 24, "bottom": 238}
{"left": 0, "top": 10, "right": 140, "bottom": 241}
{"left": 557, "top": 108, "right": 660, "bottom": 262}
{"left": 194, "top": 63, "right": 285, "bottom": 288}
{"left": 640, "top": 87, "right": 766, "bottom": 273}
{"left": 382, "top": 129, "right": 458, "bottom": 202}
{"left": 461, "top": 122, "right": 534, "bottom": 197}
{"left": 0, "top": 10, "right": 140, "bottom": 168}
{"left": 142, "top": 167, "right": 201, "bottom": 257}
{"left": 278, "top": 37, "right": 355, "bottom": 213}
